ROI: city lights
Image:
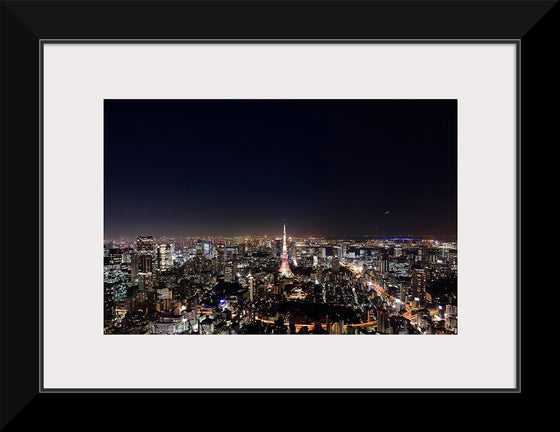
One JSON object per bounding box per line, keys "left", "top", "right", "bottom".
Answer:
{"left": 104, "top": 228, "right": 458, "bottom": 335}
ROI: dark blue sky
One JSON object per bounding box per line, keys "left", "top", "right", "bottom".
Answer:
{"left": 104, "top": 99, "right": 457, "bottom": 238}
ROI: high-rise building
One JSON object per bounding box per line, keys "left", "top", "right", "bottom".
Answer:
{"left": 224, "top": 246, "right": 238, "bottom": 260}
{"left": 271, "top": 239, "right": 282, "bottom": 257}
{"left": 127, "top": 253, "right": 138, "bottom": 284}
{"left": 378, "top": 252, "right": 388, "bottom": 275}
{"left": 137, "top": 236, "right": 154, "bottom": 255}
{"left": 337, "top": 245, "right": 346, "bottom": 260}
{"left": 137, "top": 236, "right": 154, "bottom": 270}
{"left": 195, "top": 240, "right": 204, "bottom": 255}
{"left": 104, "top": 284, "right": 115, "bottom": 325}
{"left": 139, "top": 272, "right": 153, "bottom": 293}
{"left": 203, "top": 240, "right": 213, "bottom": 258}
{"left": 417, "top": 248, "right": 425, "bottom": 263}
{"left": 156, "top": 243, "right": 173, "bottom": 272}
{"left": 399, "top": 284, "right": 406, "bottom": 302}
{"left": 332, "top": 257, "right": 340, "bottom": 272}
{"left": 411, "top": 266, "right": 427, "bottom": 302}
{"left": 224, "top": 263, "right": 235, "bottom": 282}
{"left": 279, "top": 222, "right": 293, "bottom": 277}
{"left": 138, "top": 254, "right": 152, "bottom": 273}
{"left": 108, "top": 248, "right": 124, "bottom": 265}
{"left": 249, "top": 274, "right": 255, "bottom": 302}
{"left": 377, "top": 307, "right": 389, "bottom": 334}
{"left": 445, "top": 304, "right": 457, "bottom": 319}
{"left": 137, "top": 235, "right": 154, "bottom": 292}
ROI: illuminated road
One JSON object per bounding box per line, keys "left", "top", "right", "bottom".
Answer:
{"left": 254, "top": 317, "right": 322, "bottom": 332}
{"left": 340, "top": 262, "right": 417, "bottom": 328}
{"left": 252, "top": 263, "right": 433, "bottom": 332}
{"left": 254, "top": 282, "right": 418, "bottom": 332}
{"left": 349, "top": 283, "right": 416, "bottom": 328}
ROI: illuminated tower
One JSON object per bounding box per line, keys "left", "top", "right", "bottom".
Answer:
{"left": 278, "top": 221, "right": 293, "bottom": 277}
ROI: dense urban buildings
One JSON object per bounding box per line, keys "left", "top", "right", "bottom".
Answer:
{"left": 104, "top": 223, "right": 458, "bottom": 335}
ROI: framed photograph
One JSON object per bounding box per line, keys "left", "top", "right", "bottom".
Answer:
{"left": 0, "top": 0, "right": 553, "bottom": 425}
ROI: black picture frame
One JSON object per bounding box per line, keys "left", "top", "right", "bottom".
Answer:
{"left": 0, "top": 0, "right": 554, "bottom": 427}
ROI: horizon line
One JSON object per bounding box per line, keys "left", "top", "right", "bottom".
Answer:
{"left": 104, "top": 233, "right": 458, "bottom": 241}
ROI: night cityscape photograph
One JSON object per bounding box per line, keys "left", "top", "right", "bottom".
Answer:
{"left": 104, "top": 99, "right": 458, "bottom": 335}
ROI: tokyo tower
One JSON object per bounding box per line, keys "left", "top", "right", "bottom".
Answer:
{"left": 278, "top": 221, "right": 293, "bottom": 277}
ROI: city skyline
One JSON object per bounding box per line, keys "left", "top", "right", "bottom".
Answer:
{"left": 104, "top": 99, "right": 457, "bottom": 238}
{"left": 105, "top": 220, "right": 458, "bottom": 335}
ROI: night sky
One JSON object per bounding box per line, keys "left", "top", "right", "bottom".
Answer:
{"left": 104, "top": 100, "right": 457, "bottom": 239}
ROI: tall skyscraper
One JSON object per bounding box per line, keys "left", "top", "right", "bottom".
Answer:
{"left": 128, "top": 253, "right": 138, "bottom": 284}
{"left": 378, "top": 252, "right": 388, "bottom": 275}
{"left": 337, "top": 245, "right": 346, "bottom": 260}
{"left": 411, "top": 266, "right": 427, "bottom": 301}
{"left": 137, "top": 235, "right": 154, "bottom": 292}
{"left": 137, "top": 236, "right": 154, "bottom": 255}
{"left": 224, "top": 262, "right": 236, "bottom": 282}
{"left": 138, "top": 255, "right": 152, "bottom": 273}
{"left": 156, "top": 243, "right": 173, "bottom": 272}
{"left": 377, "top": 307, "right": 389, "bottom": 334}
{"left": 399, "top": 283, "right": 406, "bottom": 302}
{"left": 249, "top": 274, "right": 255, "bottom": 302}
{"left": 203, "top": 240, "right": 213, "bottom": 258}
{"left": 278, "top": 221, "right": 293, "bottom": 277}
